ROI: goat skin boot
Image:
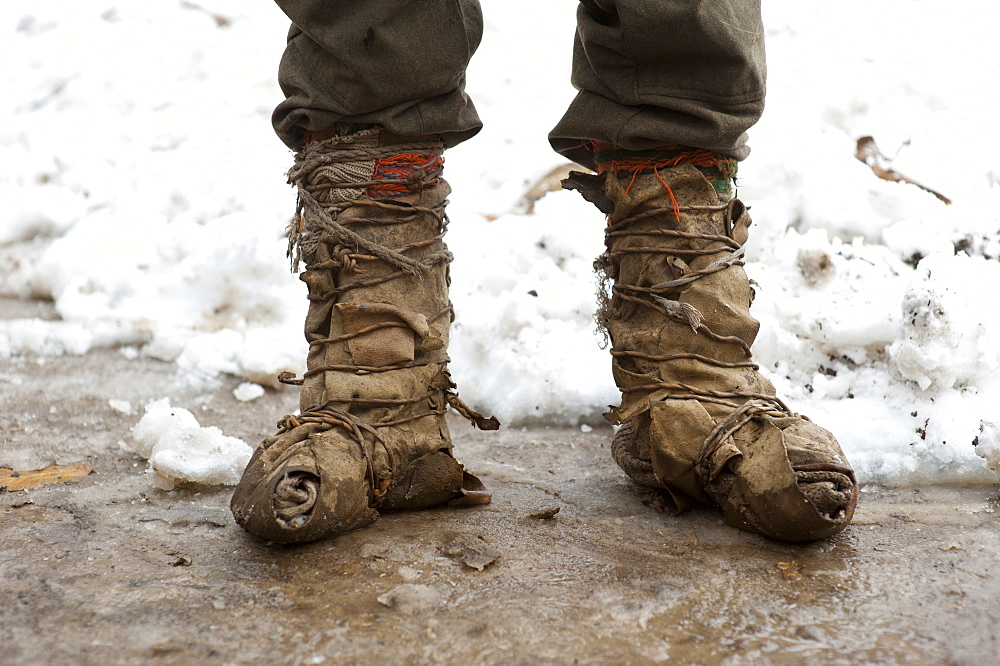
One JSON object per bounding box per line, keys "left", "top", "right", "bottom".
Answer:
{"left": 566, "top": 156, "right": 858, "bottom": 542}
{"left": 231, "top": 129, "right": 497, "bottom": 544}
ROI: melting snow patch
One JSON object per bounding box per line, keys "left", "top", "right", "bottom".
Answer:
{"left": 0, "top": 319, "right": 93, "bottom": 359}
{"left": 975, "top": 421, "right": 1000, "bottom": 480}
{"left": 108, "top": 399, "right": 134, "bottom": 416}
{"left": 128, "top": 398, "right": 252, "bottom": 490}
{"left": 233, "top": 382, "right": 264, "bottom": 402}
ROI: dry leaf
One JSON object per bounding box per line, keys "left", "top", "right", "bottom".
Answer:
{"left": 855, "top": 136, "right": 951, "bottom": 204}
{"left": 180, "top": 1, "right": 231, "bottom": 27}
{"left": 518, "top": 162, "right": 584, "bottom": 214}
{"left": 0, "top": 464, "right": 94, "bottom": 491}
{"left": 776, "top": 561, "right": 804, "bottom": 580}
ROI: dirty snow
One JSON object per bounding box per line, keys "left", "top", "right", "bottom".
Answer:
{"left": 2, "top": 0, "right": 1000, "bottom": 486}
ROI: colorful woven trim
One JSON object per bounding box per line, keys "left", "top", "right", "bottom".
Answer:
{"left": 588, "top": 142, "right": 738, "bottom": 202}
{"left": 366, "top": 151, "right": 445, "bottom": 198}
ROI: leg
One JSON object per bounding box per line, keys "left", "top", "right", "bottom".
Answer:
{"left": 232, "top": 2, "right": 496, "bottom": 544}
{"left": 272, "top": 0, "right": 484, "bottom": 150}
{"left": 550, "top": 0, "right": 766, "bottom": 167}
{"left": 558, "top": 0, "right": 858, "bottom": 541}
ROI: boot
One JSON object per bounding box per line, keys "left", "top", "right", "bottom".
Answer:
{"left": 231, "top": 129, "right": 497, "bottom": 544}
{"left": 566, "top": 154, "right": 858, "bottom": 542}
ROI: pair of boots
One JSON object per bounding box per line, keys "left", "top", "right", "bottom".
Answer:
{"left": 230, "top": 129, "right": 858, "bottom": 544}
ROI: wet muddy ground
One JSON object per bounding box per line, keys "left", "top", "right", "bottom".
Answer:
{"left": 2, "top": 300, "right": 999, "bottom": 664}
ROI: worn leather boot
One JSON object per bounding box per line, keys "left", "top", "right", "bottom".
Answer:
{"left": 232, "top": 129, "right": 497, "bottom": 544}
{"left": 567, "top": 158, "right": 858, "bottom": 542}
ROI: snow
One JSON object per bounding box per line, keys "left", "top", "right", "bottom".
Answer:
{"left": 3, "top": 0, "right": 1000, "bottom": 487}
{"left": 976, "top": 421, "right": 1000, "bottom": 476}
{"left": 233, "top": 381, "right": 265, "bottom": 403}
{"left": 128, "top": 398, "right": 253, "bottom": 489}
{"left": 108, "top": 399, "right": 134, "bottom": 416}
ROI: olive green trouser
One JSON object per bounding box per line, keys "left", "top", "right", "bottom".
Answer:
{"left": 272, "top": 0, "right": 766, "bottom": 167}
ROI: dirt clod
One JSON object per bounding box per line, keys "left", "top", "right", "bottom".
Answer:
{"left": 528, "top": 506, "right": 560, "bottom": 519}
{"left": 169, "top": 554, "right": 192, "bottom": 567}
{"left": 442, "top": 534, "right": 500, "bottom": 571}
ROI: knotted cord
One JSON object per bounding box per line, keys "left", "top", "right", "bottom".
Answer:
{"left": 272, "top": 133, "right": 498, "bottom": 511}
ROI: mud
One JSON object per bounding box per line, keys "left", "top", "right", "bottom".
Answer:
{"left": 2, "top": 299, "right": 999, "bottom": 664}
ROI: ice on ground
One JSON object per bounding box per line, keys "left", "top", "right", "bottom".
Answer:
{"left": 128, "top": 398, "right": 252, "bottom": 490}
{"left": 377, "top": 584, "right": 445, "bottom": 614}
